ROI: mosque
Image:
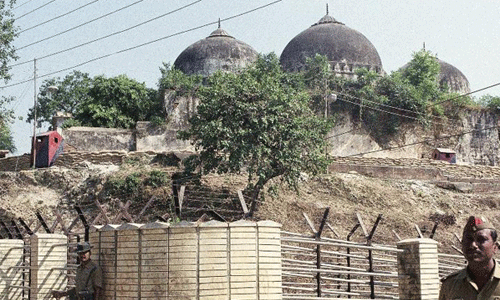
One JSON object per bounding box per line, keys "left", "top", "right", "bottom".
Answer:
{"left": 173, "top": 7, "right": 470, "bottom": 94}
{"left": 57, "top": 6, "right": 490, "bottom": 165}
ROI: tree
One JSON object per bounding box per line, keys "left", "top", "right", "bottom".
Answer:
{"left": 157, "top": 63, "right": 202, "bottom": 96}
{"left": 27, "top": 71, "right": 93, "bottom": 127}
{"left": 478, "top": 95, "right": 500, "bottom": 112}
{"left": 0, "top": 0, "right": 18, "bottom": 83}
{"left": 0, "top": 1, "right": 19, "bottom": 152}
{"left": 77, "top": 74, "right": 161, "bottom": 129}
{"left": 0, "top": 96, "right": 15, "bottom": 152}
{"left": 28, "top": 72, "right": 162, "bottom": 129}
{"left": 400, "top": 49, "right": 442, "bottom": 103}
{"left": 179, "top": 53, "right": 333, "bottom": 214}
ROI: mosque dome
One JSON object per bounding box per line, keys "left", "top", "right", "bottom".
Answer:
{"left": 400, "top": 57, "right": 471, "bottom": 94}
{"left": 280, "top": 10, "right": 383, "bottom": 75}
{"left": 174, "top": 25, "right": 258, "bottom": 76}
{"left": 437, "top": 59, "right": 470, "bottom": 94}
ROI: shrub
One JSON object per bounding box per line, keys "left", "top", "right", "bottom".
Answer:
{"left": 146, "top": 170, "right": 169, "bottom": 187}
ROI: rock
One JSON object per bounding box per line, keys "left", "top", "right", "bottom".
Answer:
{"left": 453, "top": 182, "right": 474, "bottom": 193}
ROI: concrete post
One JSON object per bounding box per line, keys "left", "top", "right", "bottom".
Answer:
{"left": 397, "top": 238, "right": 440, "bottom": 300}
{"left": 30, "top": 233, "right": 67, "bottom": 300}
{"left": 0, "top": 239, "right": 25, "bottom": 300}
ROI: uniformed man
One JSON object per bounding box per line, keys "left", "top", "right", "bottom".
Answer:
{"left": 439, "top": 216, "right": 500, "bottom": 300}
{"left": 51, "top": 242, "right": 103, "bottom": 300}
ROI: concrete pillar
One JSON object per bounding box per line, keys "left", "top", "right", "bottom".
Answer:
{"left": 397, "top": 238, "right": 439, "bottom": 300}
{"left": 30, "top": 233, "right": 67, "bottom": 300}
{"left": 0, "top": 239, "right": 25, "bottom": 300}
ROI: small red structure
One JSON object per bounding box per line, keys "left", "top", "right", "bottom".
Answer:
{"left": 432, "top": 148, "right": 456, "bottom": 164}
{"left": 32, "top": 131, "right": 64, "bottom": 168}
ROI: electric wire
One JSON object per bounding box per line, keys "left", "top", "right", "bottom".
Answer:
{"left": 431, "top": 82, "right": 500, "bottom": 106}
{"left": 19, "top": 0, "right": 100, "bottom": 34}
{"left": 346, "top": 125, "right": 498, "bottom": 157}
{"left": 334, "top": 89, "right": 445, "bottom": 121}
{"left": 15, "top": 0, "right": 56, "bottom": 20}
{"left": 325, "top": 128, "right": 356, "bottom": 140}
{"left": 16, "top": 0, "right": 144, "bottom": 52}
{"left": 13, "top": 0, "right": 36, "bottom": 11}
{"left": 0, "top": 0, "right": 283, "bottom": 89}
{"left": 19, "top": 0, "right": 201, "bottom": 63}
{"left": 337, "top": 96, "right": 423, "bottom": 122}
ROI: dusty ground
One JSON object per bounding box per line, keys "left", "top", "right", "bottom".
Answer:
{"left": 1, "top": 160, "right": 499, "bottom": 255}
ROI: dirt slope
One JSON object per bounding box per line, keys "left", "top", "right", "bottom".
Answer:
{"left": 1, "top": 161, "right": 499, "bottom": 254}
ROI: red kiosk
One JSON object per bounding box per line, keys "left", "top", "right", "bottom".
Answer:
{"left": 32, "top": 131, "right": 64, "bottom": 168}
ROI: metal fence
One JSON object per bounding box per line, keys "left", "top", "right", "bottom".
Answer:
{"left": 281, "top": 231, "right": 402, "bottom": 300}
{"left": 438, "top": 252, "right": 466, "bottom": 279}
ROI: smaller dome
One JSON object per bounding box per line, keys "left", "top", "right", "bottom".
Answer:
{"left": 400, "top": 58, "right": 470, "bottom": 94}
{"left": 173, "top": 26, "right": 258, "bottom": 77}
{"left": 437, "top": 59, "right": 470, "bottom": 94}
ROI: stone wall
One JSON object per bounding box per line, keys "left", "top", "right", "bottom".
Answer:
{"left": 331, "top": 156, "right": 500, "bottom": 179}
{"left": 328, "top": 109, "right": 500, "bottom": 166}
{"left": 0, "top": 154, "right": 31, "bottom": 172}
{"left": 63, "top": 127, "right": 135, "bottom": 152}
{"left": 135, "top": 122, "right": 194, "bottom": 152}
{"left": 456, "top": 110, "right": 500, "bottom": 166}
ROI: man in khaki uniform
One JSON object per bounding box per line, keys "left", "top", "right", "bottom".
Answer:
{"left": 439, "top": 216, "right": 500, "bottom": 300}
{"left": 51, "top": 242, "right": 103, "bottom": 300}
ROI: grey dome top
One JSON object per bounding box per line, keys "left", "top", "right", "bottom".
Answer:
{"left": 437, "top": 59, "right": 470, "bottom": 94}
{"left": 400, "top": 58, "right": 470, "bottom": 94}
{"left": 174, "top": 26, "right": 258, "bottom": 77}
{"left": 280, "top": 12, "right": 383, "bottom": 73}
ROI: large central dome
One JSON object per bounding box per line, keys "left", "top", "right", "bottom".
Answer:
{"left": 280, "top": 12, "right": 383, "bottom": 75}
{"left": 174, "top": 25, "right": 258, "bottom": 77}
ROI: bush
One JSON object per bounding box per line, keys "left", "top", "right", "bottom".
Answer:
{"left": 146, "top": 170, "right": 169, "bottom": 187}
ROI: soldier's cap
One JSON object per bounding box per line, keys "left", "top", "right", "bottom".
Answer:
{"left": 463, "top": 216, "right": 495, "bottom": 234}
{"left": 76, "top": 242, "right": 92, "bottom": 253}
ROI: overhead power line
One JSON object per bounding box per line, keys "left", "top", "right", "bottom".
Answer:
{"left": 19, "top": 0, "right": 100, "bottom": 34}
{"left": 432, "top": 82, "right": 500, "bottom": 106}
{"left": 16, "top": 0, "right": 145, "bottom": 52}
{"left": 16, "top": 0, "right": 201, "bottom": 66}
{"left": 15, "top": 0, "right": 56, "bottom": 20}
{"left": 0, "top": 0, "right": 283, "bottom": 89}
{"left": 13, "top": 0, "right": 36, "bottom": 11}
{"left": 337, "top": 97, "right": 423, "bottom": 122}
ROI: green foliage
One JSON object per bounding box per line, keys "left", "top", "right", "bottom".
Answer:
{"left": 29, "top": 72, "right": 163, "bottom": 129}
{"left": 77, "top": 75, "right": 158, "bottom": 128}
{"left": 108, "top": 172, "right": 142, "bottom": 196}
{"left": 0, "top": 1, "right": 18, "bottom": 152}
{"left": 149, "top": 115, "right": 165, "bottom": 126}
{"left": 158, "top": 63, "right": 203, "bottom": 96}
{"left": 0, "top": 1, "right": 18, "bottom": 83}
{"left": 477, "top": 95, "right": 500, "bottom": 112}
{"left": 0, "top": 96, "right": 15, "bottom": 152}
{"left": 0, "top": 123, "right": 15, "bottom": 152}
{"left": 27, "top": 71, "right": 92, "bottom": 127}
{"left": 179, "top": 53, "right": 333, "bottom": 205}
{"left": 145, "top": 170, "right": 169, "bottom": 187}
{"left": 400, "top": 49, "right": 442, "bottom": 103}
{"left": 60, "top": 118, "right": 82, "bottom": 128}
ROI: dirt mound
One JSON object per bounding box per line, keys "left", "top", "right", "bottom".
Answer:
{"left": 1, "top": 162, "right": 499, "bottom": 254}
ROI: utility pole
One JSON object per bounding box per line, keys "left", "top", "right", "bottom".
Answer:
{"left": 32, "top": 58, "right": 37, "bottom": 169}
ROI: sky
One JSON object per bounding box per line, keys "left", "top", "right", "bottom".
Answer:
{"left": 3, "top": 0, "right": 500, "bottom": 155}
